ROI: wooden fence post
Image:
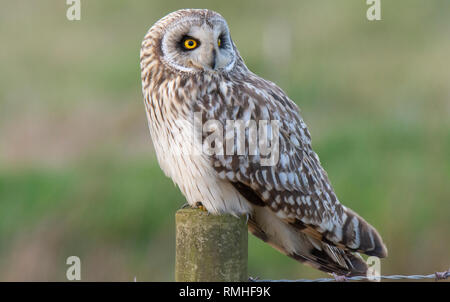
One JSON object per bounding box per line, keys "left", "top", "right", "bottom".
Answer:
{"left": 175, "top": 208, "right": 248, "bottom": 282}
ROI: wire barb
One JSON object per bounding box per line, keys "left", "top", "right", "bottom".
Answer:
{"left": 434, "top": 269, "right": 450, "bottom": 281}
{"left": 332, "top": 273, "right": 348, "bottom": 282}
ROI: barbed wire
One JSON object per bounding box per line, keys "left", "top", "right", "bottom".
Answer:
{"left": 249, "top": 268, "right": 450, "bottom": 282}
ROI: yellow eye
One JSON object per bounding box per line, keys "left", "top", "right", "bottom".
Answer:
{"left": 183, "top": 38, "right": 198, "bottom": 50}
{"left": 218, "top": 38, "right": 221, "bottom": 47}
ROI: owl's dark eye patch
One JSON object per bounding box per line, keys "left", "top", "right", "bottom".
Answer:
{"left": 180, "top": 35, "right": 200, "bottom": 51}
{"left": 218, "top": 33, "right": 227, "bottom": 48}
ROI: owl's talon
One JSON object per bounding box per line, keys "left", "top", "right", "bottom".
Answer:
{"left": 195, "top": 202, "right": 208, "bottom": 213}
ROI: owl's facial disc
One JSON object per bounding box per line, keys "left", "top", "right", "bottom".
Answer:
{"left": 161, "top": 18, "right": 236, "bottom": 73}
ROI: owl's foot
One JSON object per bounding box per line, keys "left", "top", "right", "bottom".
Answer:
{"left": 195, "top": 202, "right": 208, "bottom": 213}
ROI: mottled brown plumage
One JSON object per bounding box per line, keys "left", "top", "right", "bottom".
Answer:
{"left": 140, "top": 8, "right": 387, "bottom": 276}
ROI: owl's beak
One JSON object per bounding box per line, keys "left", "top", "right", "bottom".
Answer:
{"left": 209, "top": 48, "right": 217, "bottom": 70}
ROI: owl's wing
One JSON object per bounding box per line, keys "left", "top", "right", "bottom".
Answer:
{"left": 202, "top": 74, "right": 387, "bottom": 274}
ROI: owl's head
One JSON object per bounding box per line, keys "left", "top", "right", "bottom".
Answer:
{"left": 142, "top": 9, "right": 238, "bottom": 74}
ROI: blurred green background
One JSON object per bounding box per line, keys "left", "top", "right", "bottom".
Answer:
{"left": 0, "top": 0, "right": 449, "bottom": 281}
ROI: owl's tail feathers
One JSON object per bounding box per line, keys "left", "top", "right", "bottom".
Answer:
{"left": 338, "top": 207, "right": 388, "bottom": 259}
{"left": 248, "top": 206, "right": 368, "bottom": 276}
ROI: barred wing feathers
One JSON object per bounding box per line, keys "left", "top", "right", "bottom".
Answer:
{"left": 206, "top": 74, "right": 387, "bottom": 275}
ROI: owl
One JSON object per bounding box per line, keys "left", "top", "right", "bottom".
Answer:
{"left": 140, "top": 9, "right": 387, "bottom": 276}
